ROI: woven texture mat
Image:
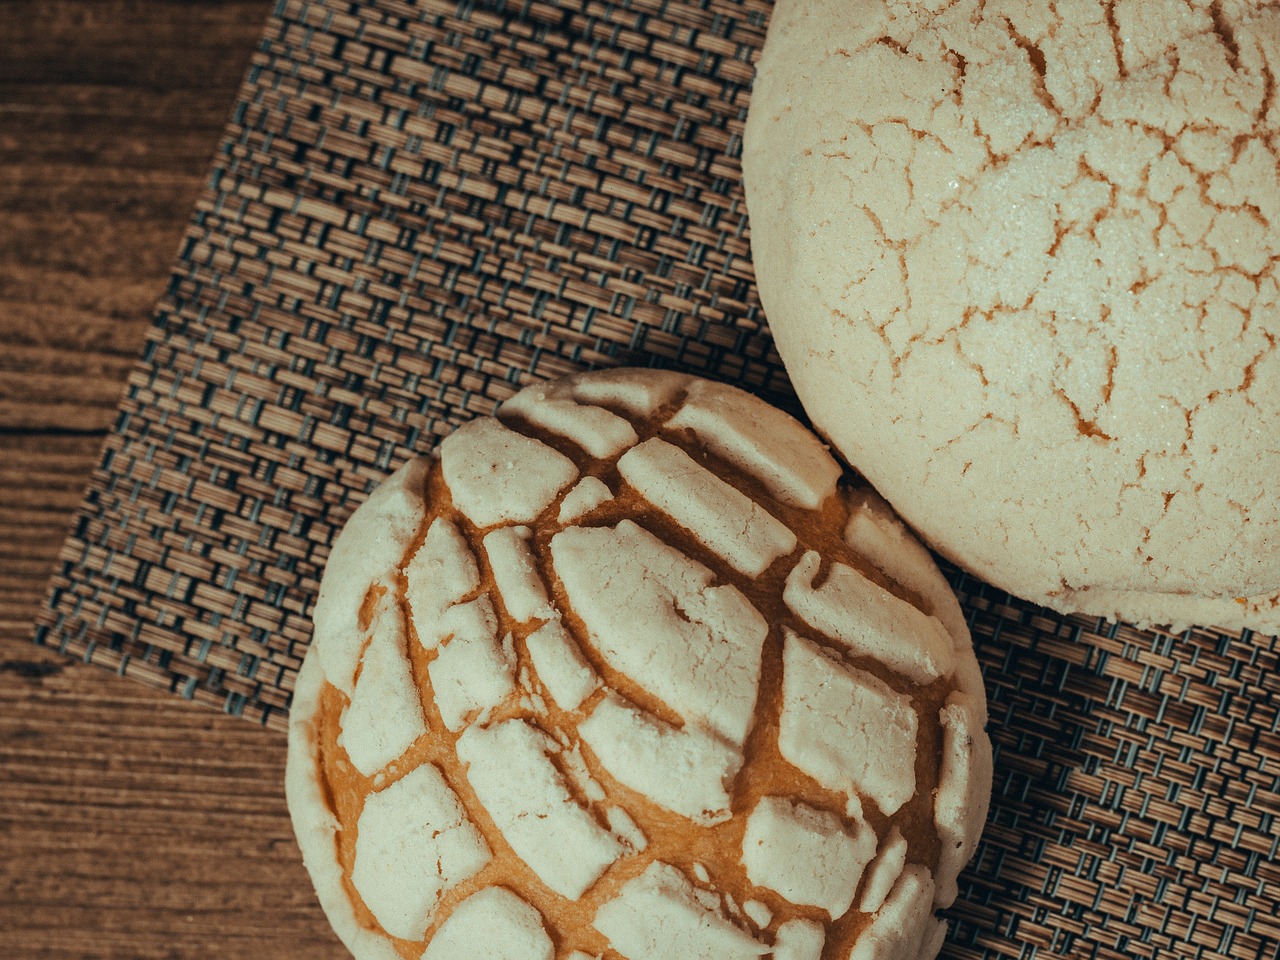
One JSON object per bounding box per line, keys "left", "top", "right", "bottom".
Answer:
{"left": 34, "top": 0, "right": 1280, "bottom": 957}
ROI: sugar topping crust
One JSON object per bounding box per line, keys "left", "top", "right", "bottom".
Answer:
{"left": 350, "top": 762, "right": 492, "bottom": 942}
{"left": 337, "top": 586, "right": 427, "bottom": 777}
{"left": 743, "top": 0, "right": 1280, "bottom": 631}
{"left": 287, "top": 369, "right": 992, "bottom": 960}
{"left": 419, "top": 887, "right": 553, "bottom": 960}
{"left": 772, "top": 919, "right": 825, "bottom": 960}
{"left": 594, "top": 862, "right": 770, "bottom": 960}
{"left": 484, "top": 526, "right": 556, "bottom": 624}
{"left": 783, "top": 552, "right": 954, "bottom": 686}
{"left": 741, "top": 796, "right": 877, "bottom": 918}
{"left": 312, "top": 458, "right": 430, "bottom": 695}
{"left": 551, "top": 519, "right": 768, "bottom": 749}
{"left": 778, "top": 631, "right": 920, "bottom": 817}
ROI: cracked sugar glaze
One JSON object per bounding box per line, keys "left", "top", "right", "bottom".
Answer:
{"left": 287, "top": 369, "right": 992, "bottom": 960}
{"left": 743, "top": 0, "right": 1280, "bottom": 631}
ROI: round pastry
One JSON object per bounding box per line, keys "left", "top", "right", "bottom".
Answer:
{"left": 742, "top": 0, "right": 1280, "bottom": 631}
{"left": 287, "top": 368, "right": 992, "bottom": 960}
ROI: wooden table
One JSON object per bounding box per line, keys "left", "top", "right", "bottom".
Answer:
{"left": 0, "top": 3, "right": 341, "bottom": 955}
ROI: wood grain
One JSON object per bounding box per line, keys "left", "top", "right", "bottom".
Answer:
{"left": 11, "top": 4, "right": 1280, "bottom": 960}
{"left": 0, "top": 2, "right": 342, "bottom": 955}
{"left": 0, "top": 638, "right": 339, "bottom": 959}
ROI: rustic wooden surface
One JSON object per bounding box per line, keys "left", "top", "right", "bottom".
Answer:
{"left": 0, "top": 2, "right": 341, "bottom": 956}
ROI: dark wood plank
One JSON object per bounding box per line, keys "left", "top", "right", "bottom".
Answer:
{"left": 0, "top": 436, "right": 102, "bottom": 641}
{"left": 0, "top": 633, "right": 339, "bottom": 959}
{"left": 0, "top": 1, "right": 270, "bottom": 434}
{"left": 0, "top": 2, "right": 344, "bottom": 956}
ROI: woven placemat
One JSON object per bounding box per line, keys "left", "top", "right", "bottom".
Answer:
{"left": 34, "top": 0, "right": 1280, "bottom": 957}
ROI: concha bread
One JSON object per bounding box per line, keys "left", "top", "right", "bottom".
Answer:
{"left": 742, "top": 0, "right": 1280, "bottom": 631}
{"left": 287, "top": 368, "right": 992, "bottom": 960}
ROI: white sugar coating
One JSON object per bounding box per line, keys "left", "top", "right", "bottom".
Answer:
{"left": 772, "top": 919, "right": 825, "bottom": 960}
{"left": 314, "top": 457, "right": 428, "bottom": 694}
{"left": 666, "top": 377, "right": 841, "bottom": 509}
{"left": 484, "top": 526, "right": 555, "bottom": 623}
{"left": 351, "top": 763, "right": 491, "bottom": 941}
{"left": 741, "top": 899, "right": 773, "bottom": 929}
{"left": 617, "top": 438, "right": 797, "bottom": 577}
{"left": 934, "top": 693, "right": 994, "bottom": 909}
{"left": 568, "top": 367, "right": 687, "bottom": 418}
{"left": 594, "top": 862, "right": 770, "bottom": 960}
{"left": 842, "top": 490, "right": 969, "bottom": 651}
{"left": 605, "top": 806, "right": 648, "bottom": 853}
{"left": 560, "top": 741, "right": 608, "bottom": 804}
{"left": 784, "top": 552, "right": 954, "bottom": 685}
{"left": 740, "top": 796, "right": 875, "bottom": 919}
{"left": 916, "top": 920, "right": 949, "bottom": 960}
{"left": 847, "top": 866, "right": 937, "bottom": 960}
{"left": 859, "top": 827, "right": 907, "bottom": 915}
{"left": 779, "top": 631, "right": 918, "bottom": 816}
{"left": 424, "top": 593, "right": 499, "bottom": 660}
{"left": 551, "top": 520, "right": 767, "bottom": 748}
{"left": 691, "top": 863, "right": 711, "bottom": 884}
{"left": 337, "top": 587, "right": 425, "bottom": 776}
{"left": 456, "top": 720, "right": 624, "bottom": 900}
{"left": 744, "top": 0, "right": 1280, "bottom": 631}
{"left": 405, "top": 518, "right": 482, "bottom": 651}
{"left": 558, "top": 476, "right": 615, "bottom": 523}
{"left": 427, "top": 616, "right": 516, "bottom": 732}
{"left": 578, "top": 691, "right": 741, "bottom": 825}
{"left": 420, "top": 887, "right": 553, "bottom": 960}
{"left": 287, "top": 653, "right": 405, "bottom": 960}
{"left": 440, "top": 417, "right": 579, "bottom": 529}
{"left": 842, "top": 493, "right": 989, "bottom": 726}
{"left": 525, "top": 618, "right": 600, "bottom": 711}
{"left": 499, "top": 383, "right": 639, "bottom": 459}
{"left": 844, "top": 793, "right": 866, "bottom": 822}
{"left": 566, "top": 953, "right": 601, "bottom": 960}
